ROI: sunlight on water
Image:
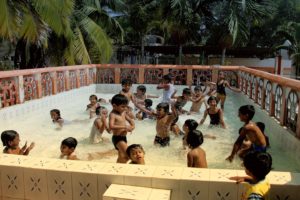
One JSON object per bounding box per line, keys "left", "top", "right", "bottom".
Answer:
{"left": 0, "top": 89, "right": 299, "bottom": 172}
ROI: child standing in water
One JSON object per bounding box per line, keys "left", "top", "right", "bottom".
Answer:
{"left": 199, "top": 96, "right": 226, "bottom": 128}
{"left": 226, "top": 105, "right": 267, "bottom": 162}
{"left": 109, "top": 94, "right": 135, "bottom": 163}
{"left": 60, "top": 137, "right": 79, "bottom": 160}
{"left": 157, "top": 74, "right": 175, "bottom": 104}
{"left": 229, "top": 151, "right": 272, "bottom": 200}
{"left": 89, "top": 106, "right": 110, "bottom": 144}
{"left": 1, "top": 130, "right": 35, "bottom": 155}
{"left": 126, "top": 144, "right": 145, "bottom": 164}
{"left": 136, "top": 99, "right": 155, "bottom": 120}
{"left": 86, "top": 94, "right": 101, "bottom": 119}
{"left": 189, "top": 85, "right": 208, "bottom": 113}
{"left": 186, "top": 128, "right": 207, "bottom": 168}
{"left": 133, "top": 85, "right": 158, "bottom": 106}
{"left": 120, "top": 79, "right": 134, "bottom": 102}
{"left": 50, "top": 109, "right": 64, "bottom": 127}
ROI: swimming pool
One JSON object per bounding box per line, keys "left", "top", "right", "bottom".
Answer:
{"left": 1, "top": 84, "right": 299, "bottom": 172}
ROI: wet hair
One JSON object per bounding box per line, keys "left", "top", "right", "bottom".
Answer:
{"left": 50, "top": 109, "right": 61, "bottom": 118}
{"left": 144, "top": 99, "right": 153, "bottom": 108}
{"left": 121, "top": 79, "right": 132, "bottom": 86}
{"left": 162, "top": 74, "right": 172, "bottom": 83}
{"left": 111, "top": 94, "right": 128, "bottom": 106}
{"left": 1, "top": 130, "right": 18, "bottom": 147}
{"left": 95, "top": 106, "right": 106, "bottom": 115}
{"left": 243, "top": 151, "right": 272, "bottom": 181}
{"left": 182, "top": 88, "right": 191, "bottom": 96}
{"left": 137, "top": 85, "right": 146, "bottom": 94}
{"left": 187, "top": 130, "right": 204, "bottom": 149}
{"left": 61, "top": 137, "right": 77, "bottom": 149}
{"left": 256, "top": 122, "right": 265, "bottom": 133}
{"left": 89, "top": 94, "right": 97, "bottom": 100}
{"left": 207, "top": 96, "right": 218, "bottom": 104}
{"left": 194, "top": 86, "right": 202, "bottom": 92}
{"left": 239, "top": 105, "right": 255, "bottom": 120}
{"left": 126, "top": 144, "right": 145, "bottom": 157}
{"left": 156, "top": 102, "right": 169, "bottom": 113}
{"left": 184, "top": 119, "right": 198, "bottom": 131}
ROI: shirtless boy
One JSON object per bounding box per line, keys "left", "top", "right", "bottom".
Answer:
{"left": 109, "top": 94, "right": 135, "bottom": 163}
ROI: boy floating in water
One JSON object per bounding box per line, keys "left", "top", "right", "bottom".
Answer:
{"left": 126, "top": 144, "right": 145, "bottom": 164}
{"left": 226, "top": 105, "right": 267, "bottom": 162}
{"left": 1, "top": 130, "right": 35, "bottom": 155}
{"left": 109, "top": 94, "right": 135, "bottom": 163}
{"left": 60, "top": 137, "right": 79, "bottom": 160}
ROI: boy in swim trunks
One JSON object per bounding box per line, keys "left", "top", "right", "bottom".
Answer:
{"left": 109, "top": 94, "right": 135, "bottom": 163}
{"left": 226, "top": 105, "right": 267, "bottom": 162}
{"left": 134, "top": 102, "right": 178, "bottom": 147}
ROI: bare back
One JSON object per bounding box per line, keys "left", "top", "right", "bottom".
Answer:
{"left": 187, "top": 147, "right": 207, "bottom": 168}
{"left": 242, "top": 122, "right": 266, "bottom": 147}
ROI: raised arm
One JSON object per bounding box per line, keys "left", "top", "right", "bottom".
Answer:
{"left": 157, "top": 83, "right": 170, "bottom": 90}
{"left": 219, "top": 109, "right": 226, "bottom": 129}
{"left": 225, "top": 81, "right": 241, "bottom": 93}
{"left": 199, "top": 110, "right": 208, "bottom": 125}
{"left": 134, "top": 103, "right": 156, "bottom": 116}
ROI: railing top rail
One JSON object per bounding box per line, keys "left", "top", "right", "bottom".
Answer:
{"left": 240, "top": 66, "right": 300, "bottom": 91}
{"left": 0, "top": 64, "right": 96, "bottom": 79}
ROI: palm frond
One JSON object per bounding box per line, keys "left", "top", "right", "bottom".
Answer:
{"left": 0, "top": 0, "right": 19, "bottom": 41}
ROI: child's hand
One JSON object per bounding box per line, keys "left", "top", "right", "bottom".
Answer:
{"left": 28, "top": 142, "right": 35, "bottom": 151}
{"left": 225, "top": 155, "right": 234, "bottom": 162}
{"left": 228, "top": 176, "right": 245, "bottom": 183}
{"left": 126, "top": 125, "right": 134, "bottom": 132}
{"left": 21, "top": 141, "right": 28, "bottom": 152}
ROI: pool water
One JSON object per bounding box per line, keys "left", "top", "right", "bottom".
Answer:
{"left": 0, "top": 88, "right": 299, "bottom": 172}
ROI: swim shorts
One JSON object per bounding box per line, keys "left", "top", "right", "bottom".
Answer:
{"left": 112, "top": 135, "right": 127, "bottom": 150}
{"left": 154, "top": 136, "right": 170, "bottom": 147}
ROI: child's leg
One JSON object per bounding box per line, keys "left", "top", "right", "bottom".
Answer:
{"left": 116, "top": 141, "right": 129, "bottom": 163}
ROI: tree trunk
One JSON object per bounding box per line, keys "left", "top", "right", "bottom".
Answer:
{"left": 179, "top": 45, "right": 182, "bottom": 65}
{"left": 221, "top": 47, "right": 226, "bottom": 65}
{"left": 14, "top": 39, "right": 27, "bottom": 69}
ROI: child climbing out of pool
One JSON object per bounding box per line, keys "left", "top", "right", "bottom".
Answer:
{"left": 87, "top": 94, "right": 106, "bottom": 119}
{"left": 182, "top": 119, "right": 216, "bottom": 149}
{"left": 126, "top": 144, "right": 145, "bottom": 164}
{"left": 186, "top": 128, "right": 207, "bottom": 168}
{"left": 50, "top": 109, "right": 64, "bottom": 127}
{"left": 199, "top": 96, "right": 226, "bottom": 128}
{"left": 133, "top": 85, "right": 158, "bottom": 106}
{"left": 157, "top": 74, "right": 175, "bottom": 104}
{"left": 1, "top": 130, "right": 35, "bottom": 155}
{"left": 226, "top": 105, "right": 267, "bottom": 162}
{"left": 136, "top": 99, "right": 155, "bottom": 120}
{"left": 229, "top": 151, "right": 272, "bottom": 200}
{"left": 109, "top": 94, "right": 135, "bottom": 163}
{"left": 135, "top": 102, "right": 178, "bottom": 147}
{"left": 189, "top": 85, "right": 208, "bottom": 113}
{"left": 89, "top": 106, "right": 110, "bottom": 144}
{"left": 60, "top": 137, "right": 79, "bottom": 160}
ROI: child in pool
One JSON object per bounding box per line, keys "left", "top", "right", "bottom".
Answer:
{"left": 109, "top": 94, "right": 135, "bottom": 163}
{"left": 135, "top": 102, "right": 178, "bottom": 147}
{"left": 60, "top": 137, "right": 79, "bottom": 160}
{"left": 229, "top": 151, "right": 272, "bottom": 200}
{"left": 199, "top": 96, "right": 226, "bottom": 128}
{"left": 189, "top": 85, "right": 208, "bottom": 113}
{"left": 157, "top": 74, "right": 175, "bottom": 104}
{"left": 136, "top": 99, "right": 155, "bottom": 120}
{"left": 186, "top": 129, "right": 207, "bottom": 168}
{"left": 172, "top": 88, "right": 192, "bottom": 114}
{"left": 182, "top": 119, "right": 216, "bottom": 149}
{"left": 126, "top": 144, "right": 145, "bottom": 164}
{"left": 50, "top": 109, "right": 64, "bottom": 127}
{"left": 86, "top": 94, "right": 101, "bottom": 119}
{"left": 89, "top": 106, "right": 110, "bottom": 144}
{"left": 120, "top": 79, "right": 135, "bottom": 119}
{"left": 1, "top": 130, "right": 35, "bottom": 155}
{"left": 226, "top": 105, "right": 267, "bottom": 162}
{"left": 133, "top": 85, "right": 158, "bottom": 106}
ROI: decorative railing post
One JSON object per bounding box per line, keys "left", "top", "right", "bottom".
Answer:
{"left": 16, "top": 75, "right": 24, "bottom": 103}
{"left": 187, "top": 68, "right": 193, "bottom": 85}
{"left": 254, "top": 79, "right": 259, "bottom": 103}
{"left": 65, "top": 70, "right": 70, "bottom": 91}
{"left": 163, "top": 68, "right": 169, "bottom": 76}
{"left": 261, "top": 85, "right": 266, "bottom": 110}
{"left": 76, "top": 69, "right": 80, "bottom": 88}
{"left": 85, "top": 68, "right": 90, "bottom": 85}
{"left": 269, "top": 90, "right": 275, "bottom": 116}
{"left": 115, "top": 67, "right": 120, "bottom": 84}
{"left": 50, "top": 72, "right": 57, "bottom": 94}
{"left": 35, "top": 73, "right": 43, "bottom": 98}
{"left": 296, "top": 99, "right": 300, "bottom": 138}
{"left": 211, "top": 65, "right": 219, "bottom": 83}
{"left": 138, "top": 67, "right": 145, "bottom": 84}
{"left": 280, "top": 87, "right": 287, "bottom": 126}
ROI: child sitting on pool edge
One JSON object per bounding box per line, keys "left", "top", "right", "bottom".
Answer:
{"left": 1, "top": 130, "right": 35, "bottom": 155}
{"left": 109, "top": 94, "right": 135, "bottom": 163}
{"left": 60, "top": 137, "right": 79, "bottom": 160}
{"left": 126, "top": 144, "right": 145, "bottom": 164}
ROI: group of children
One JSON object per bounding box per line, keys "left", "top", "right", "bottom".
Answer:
{"left": 1, "top": 72, "right": 273, "bottom": 200}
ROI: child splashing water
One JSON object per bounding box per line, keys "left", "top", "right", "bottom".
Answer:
{"left": 1, "top": 130, "right": 35, "bottom": 155}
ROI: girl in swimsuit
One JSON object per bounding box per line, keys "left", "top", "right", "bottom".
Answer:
{"left": 199, "top": 96, "right": 226, "bottom": 128}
